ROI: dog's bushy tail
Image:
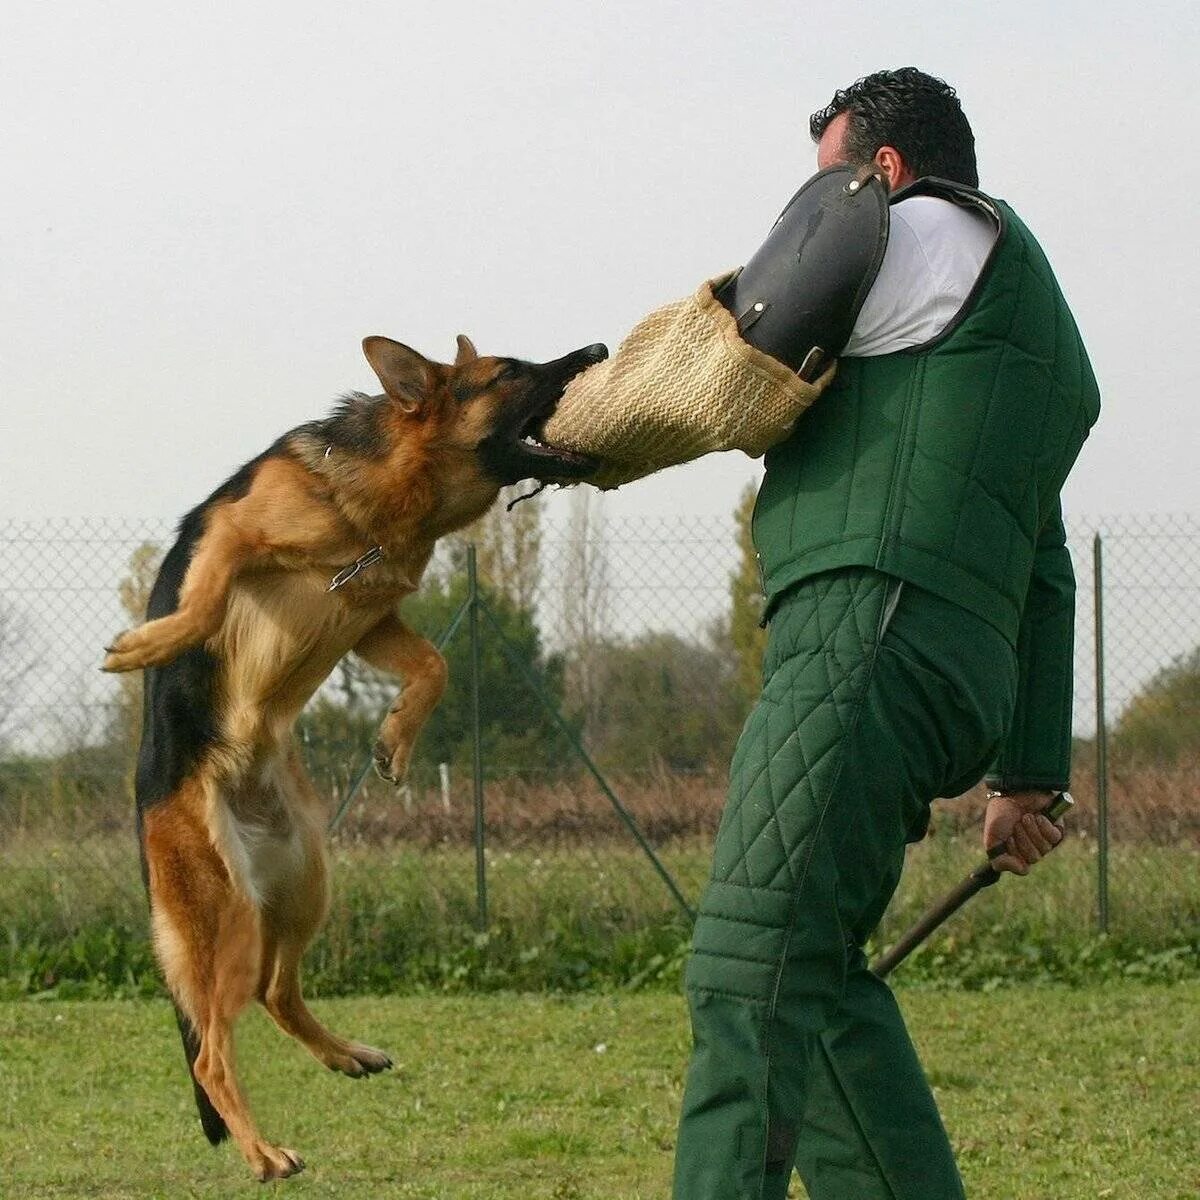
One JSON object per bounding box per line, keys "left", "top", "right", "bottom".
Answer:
{"left": 174, "top": 1005, "right": 229, "bottom": 1145}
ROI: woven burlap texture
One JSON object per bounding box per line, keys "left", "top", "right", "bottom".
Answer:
{"left": 544, "top": 275, "right": 836, "bottom": 489}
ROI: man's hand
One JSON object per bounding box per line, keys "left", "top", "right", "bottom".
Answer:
{"left": 983, "top": 790, "right": 1065, "bottom": 875}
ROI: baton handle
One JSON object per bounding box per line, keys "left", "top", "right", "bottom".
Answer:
{"left": 872, "top": 792, "right": 1074, "bottom": 979}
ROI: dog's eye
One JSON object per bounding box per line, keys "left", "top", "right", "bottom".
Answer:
{"left": 497, "top": 362, "right": 520, "bottom": 381}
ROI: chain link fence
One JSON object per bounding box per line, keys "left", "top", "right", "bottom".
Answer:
{"left": 0, "top": 507, "right": 1196, "bottom": 995}
{"left": 1069, "top": 515, "right": 1200, "bottom": 941}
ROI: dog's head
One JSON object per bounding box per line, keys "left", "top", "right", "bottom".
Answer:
{"left": 362, "top": 334, "right": 607, "bottom": 486}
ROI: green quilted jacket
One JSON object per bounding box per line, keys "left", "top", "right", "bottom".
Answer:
{"left": 753, "top": 182, "right": 1101, "bottom": 790}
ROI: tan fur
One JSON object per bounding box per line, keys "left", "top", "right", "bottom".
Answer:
{"left": 105, "top": 334, "right": 551, "bottom": 1181}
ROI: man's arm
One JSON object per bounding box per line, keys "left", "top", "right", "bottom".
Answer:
{"left": 983, "top": 499, "right": 1075, "bottom": 872}
{"left": 988, "top": 499, "right": 1076, "bottom": 792}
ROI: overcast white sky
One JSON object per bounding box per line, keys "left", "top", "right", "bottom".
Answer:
{"left": 2, "top": 0, "right": 1198, "bottom": 529}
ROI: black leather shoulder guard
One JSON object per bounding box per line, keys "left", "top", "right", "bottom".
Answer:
{"left": 714, "top": 165, "right": 890, "bottom": 380}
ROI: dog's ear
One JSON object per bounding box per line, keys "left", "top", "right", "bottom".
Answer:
{"left": 454, "top": 335, "right": 479, "bottom": 366}
{"left": 362, "top": 337, "right": 435, "bottom": 414}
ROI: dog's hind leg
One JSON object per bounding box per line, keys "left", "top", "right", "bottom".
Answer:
{"left": 353, "top": 614, "right": 448, "bottom": 784}
{"left": 260, "top": 927, "right": 394, "bottom": 1078}
{"left": 257, "top": 765, "right": 392, "bottom": 1077}
{"left": 143, "top": 793, "right": 305, "bottom": 1182}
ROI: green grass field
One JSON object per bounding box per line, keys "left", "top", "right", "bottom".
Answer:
{"left": 2, "top": 984, "right": 1197, "bottom": 1199}
{"left": 4, "top": 834, "right": 1198, "bottom": 999}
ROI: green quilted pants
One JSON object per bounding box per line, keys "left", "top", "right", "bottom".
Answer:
{"left": 673, "top": 568, "right": 1017, "bottom": 1200}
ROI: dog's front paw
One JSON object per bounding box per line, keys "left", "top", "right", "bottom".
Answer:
{"left": 372, "top": 737, "right": 412, "bottom": 786}
{"left": 102, "top": 629, "right": 148, "bottom": 673}
{"left": 102, "top": 617, "right": 197, "bottom": 672}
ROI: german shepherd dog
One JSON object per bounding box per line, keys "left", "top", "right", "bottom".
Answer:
{"left": 102, "top": 334, "right": 606, "bottom": 1180}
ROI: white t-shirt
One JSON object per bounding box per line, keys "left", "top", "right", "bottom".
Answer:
{"left": 843, "top": 195, "right": 997, "bottom": 357}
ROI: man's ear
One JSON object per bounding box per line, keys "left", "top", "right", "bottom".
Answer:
{"left": 454, "top": 334, "right": 479, "bottom": 366}
{"left": 362, "top": 336, "right": 435, "bottom": 413}
{"left": 872, "top": 144, "right": 916, "bottom": 191}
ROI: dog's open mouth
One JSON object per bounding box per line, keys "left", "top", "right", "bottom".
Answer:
{"left": 484, "top": 342, "right": 608, "bottom": 484}
{"left": 515, "top": 410, "right": 591, "bottom": 469}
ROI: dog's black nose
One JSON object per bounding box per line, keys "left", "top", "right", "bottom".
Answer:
{"left": 581, "top": 343, "right": 609, "bottom": 364}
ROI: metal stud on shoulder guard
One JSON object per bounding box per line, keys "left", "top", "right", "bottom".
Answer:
{"left": 713, "top": 164, "right": 890, "bottom": 381}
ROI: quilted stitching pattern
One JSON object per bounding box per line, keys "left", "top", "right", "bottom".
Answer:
{"left": 712, "top": 572, "right": 885, "bottom": 894}
{"left": 674, "top": 570, "right": 1008, "bottom": 1198}
{"left": 682, "top": 571, "right": 888, "bottom": 1009}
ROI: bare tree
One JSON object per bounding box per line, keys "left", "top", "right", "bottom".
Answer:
{"left": 560, "top": 488, "right": 611, "bottom": 743}
{"left": 728, "top": 482, "right": 769, "bottom": 709}
{"left": 459, "top": 486, "right": 543, "bottom": 610}
{"left": 108, "top": 542, "right": 163, "bottom": 779}
{"left": 0, "top": 602, "right": 39, "bottom": 752}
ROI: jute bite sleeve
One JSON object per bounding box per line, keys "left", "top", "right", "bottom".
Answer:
{"left": 542, "top": 276, "right": 835, "bottom": 489}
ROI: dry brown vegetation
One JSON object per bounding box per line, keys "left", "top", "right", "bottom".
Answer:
{"left": 4, "top": 750, "right": 1196, "bottom": 852}
{"left": 333, "top": 759, "right": 1200, "bottom": 848}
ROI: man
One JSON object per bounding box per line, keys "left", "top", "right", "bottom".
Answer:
{"left": 672, "top": 68, "right": 1100, "bottom": 1199}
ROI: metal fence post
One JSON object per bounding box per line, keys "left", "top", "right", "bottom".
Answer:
{"left": 1092, "top": 532, "right": 1110, "bottom": 934}
{"left": 467, "top": 544, "right": 488, "bottom": 930}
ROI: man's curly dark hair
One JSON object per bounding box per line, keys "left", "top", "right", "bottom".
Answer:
{"left": 810, "top": 67, "right": 978, "bottom": 187}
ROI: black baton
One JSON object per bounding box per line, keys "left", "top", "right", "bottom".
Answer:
{"left": 871, "top": 792, "right": 1074, "bottom": 979}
